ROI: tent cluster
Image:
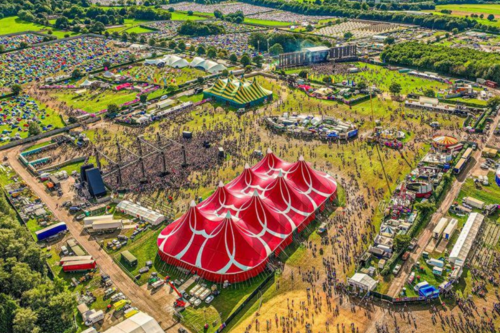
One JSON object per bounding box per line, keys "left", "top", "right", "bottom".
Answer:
{"left": 144, "top": 55, "right": 227, "bottom": 74}
{"left": 157, "top": 150, "right": 337, "bottom": 282}
{"left": 203, "top": 77, "right": 273, "bottom": 108}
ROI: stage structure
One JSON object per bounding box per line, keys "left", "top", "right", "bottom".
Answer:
{"left": 93, "top": 132, "right": 226, "bottom": 192}
{"left": 277, "top": 45, "right": 357, "bottom": 69}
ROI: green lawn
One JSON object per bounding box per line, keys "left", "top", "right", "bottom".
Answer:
{"left": 427, "top": 5, "right": 500, "bottom": 28}
{"left": 170, "top": 12, "right": 208, "bottom": 21}
{"left": 457, "top": 171, "right": 500, "bottom": 206}
{"left": 244, "top": 18, "right": 291, "bottom": 27}
{"left": 106, "top": 19, "right": 155, "bottom": 33}
{"left": 0, "top": 16, "right": 80, "bottom": 39}
{"left": 50, "top": 89, "right": 138, "bottom": 114}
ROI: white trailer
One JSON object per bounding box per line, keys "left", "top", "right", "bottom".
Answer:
{"left": 85, "top": 310, "right": 104, "bottom": 326}
{"left": 463, "top": 197, "right": 485, "bottom": 209}
{"left": 83, "top": 215, "right": 114, "bottom": 227}
{"left": 443, "top": 218, "right": 458, "bottom": 240}
{"left": 90, "top": 220, "right": 123, "bottom": 231}
{"left": 433, "top": 218, "right": 449, "bottom": 239}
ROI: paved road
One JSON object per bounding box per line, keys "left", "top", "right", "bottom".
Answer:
{"left": 387, "top": 111, "right": 500, "bottom": 297}
{"left": 5, "top": 146, "right": 185, "bottom": 332}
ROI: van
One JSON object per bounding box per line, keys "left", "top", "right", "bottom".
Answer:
{"left": 61, "top": 246, "right": 69, "bottom": 256}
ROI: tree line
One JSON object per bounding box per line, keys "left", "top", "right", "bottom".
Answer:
{"left": 0, "top": 192, "right": 76, "bottom": 333}
{"left": 240, "top": 0, "right": 500, "bottom": 33}
{"left": 381, "top": 42, "right": 500, "bottom": 83}
{"left": 177, "top": 20, "right": 226, "bottom": 36}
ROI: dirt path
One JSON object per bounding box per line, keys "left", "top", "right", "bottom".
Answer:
{"left": 5, "top": 145, "right": 185, "bottom": 332}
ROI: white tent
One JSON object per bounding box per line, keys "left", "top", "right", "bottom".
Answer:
{"left": 116, "top": 200, "right": 165, "bottom": 225}
{"left": 348, "top": 273, "right": 378, "bottom": 291}
{"left": 189, "top": 57, "right": 206, "bottom": 68}
{"left": 170, "top": 58, "right": 189, "bottom": 68}
{"left": 449, "top": 212, "right": 484, "bottom": 267}
{"left": 144, "top": 58, "right": 162, "bottom": 65}
{"left": 80, "top": 79, "right": 94, "bottom": 87}
{"left": 205, "top": 62, "right": 226, "bottom": 74}
{"left": 103, "top": 312, "right": 163, "bottom": 333}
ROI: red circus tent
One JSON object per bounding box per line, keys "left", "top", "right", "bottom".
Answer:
{"left": 157, "top": 150, "right": 337, "bottom": 282}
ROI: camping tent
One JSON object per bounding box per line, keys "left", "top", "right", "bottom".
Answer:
{"left": 157, "top": 151, "right": 337, "bottom": 282}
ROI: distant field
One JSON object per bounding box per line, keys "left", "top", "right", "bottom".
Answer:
{"left": 427, "top": 4, "right": 500, "bottom": 27}
{"left": 244, "top": 17, "right": 291, "bottom": 26}
{"left": 106, "top": 19, "right": 154, "bottom": 33}
{"left": 0, "top": 16, "right": 80, "bottom": 39}
{"left": 170, "top": 12, "right": 208, "bottom": 21}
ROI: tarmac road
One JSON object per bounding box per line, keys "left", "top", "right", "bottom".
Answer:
{"left": 386, "top": 110, "right": 500, "bottom": 298}
{"left": 5, "top": 145, "right": 186, "bottom": 332}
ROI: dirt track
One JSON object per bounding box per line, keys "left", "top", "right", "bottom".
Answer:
{"left": 5, "top": 145, "right": 186, "bottom": 332}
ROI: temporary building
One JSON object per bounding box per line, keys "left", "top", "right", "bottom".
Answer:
{"left": 449, "top": 213, "right": 484, "bottom": 266}
{"left": 189, "top": 57, "right": 206, "bottom": 68}
{"left": 432, "top": 218, "right": 448, "bottom": 239}
{"left": 163, "top": 55, "right": 189, "bottom": 68}
{"left": 157, "top": 151, "right": 337, "bottom": 282}
{"left": 348, "top": 273, "right": 378, "bottom": 291}
{"left": 443, "top": 218, "right": 458, "bottom": 240}
{"left": 102, "top": 311, "right": 163, "bottom": 333}
{"left": 203, "top": 77, "right": 273, "bottom": 108}
{"left": 116, "top": 200, "right": 165, "bottom": 225}
{"left": 85, "top": 168, "right": 106, "bottom": 198}
{"left": 121, "top": 250, "right": 137, "bottom": 266}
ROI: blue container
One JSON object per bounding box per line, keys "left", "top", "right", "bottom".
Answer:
{"left": 35, "top": 222, "right": 67, "bottom": 241}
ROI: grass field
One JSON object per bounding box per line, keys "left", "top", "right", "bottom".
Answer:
{"left": 244, "top": 17, "right": 292, "bottom": 26}
{"left": 127, "top": 63, "right": 205, "bottom": 86}
{"left": 106, "top": 19, "right": 155, "bottom": 34}
{"left": 50, "top": 89, "right": 138, "bottom": 114}
{"left": 427, "top": 4, "right": 500, "bottom": 27}
{"left": 0, "top": 16, "right": 80, "bottom": 39}
{"left": 170, "top": 12, "right": 208, "bottom": 21}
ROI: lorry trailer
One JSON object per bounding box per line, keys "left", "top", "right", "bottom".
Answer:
{"left": 35, "top": 222, "right": 67, "bottom": 241}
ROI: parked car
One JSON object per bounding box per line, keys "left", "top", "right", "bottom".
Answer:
{"left": 392, "top": 264, "right": 402, "bottom": 276}
{"left": 205, "top": 295, "right": 214, "bottom": 304}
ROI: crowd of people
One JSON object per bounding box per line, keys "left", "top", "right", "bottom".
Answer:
{"left": 0, "top": 33, "right": 46, "bottom": 51}
{"left": 0, "top": 37, "right": 147, "bottom": 88}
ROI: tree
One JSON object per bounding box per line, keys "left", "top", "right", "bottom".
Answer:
{"left": 389, "top": 82, "right": 402, "bottom": 95}
{"left": 178, "top": 41, "right": 186, "bottom": 51}
{"left": 253, "top": 55, "right": 263, "bottom": 68}
{"left": 394, "top": 234, "right": 411, "bottom": 252}
{"left": 0, "top": 45, "right": 4, "bottom": 53}
{"left": 424, "top": 89, "right": 435, "bottom": 98}
{"left": 384, "top": 36, "right": 395, "bottom": 45}
{"left": 187, "top": 10, "right": 193, "bottom": 16}
{"left": 322, "top": 76, "right": 332, "bottom": 84}
{"left": 11, "top": 85, "right": 22, "bottom": 96}
{"left": 169, "top": 41, "right": 177, "bottom": 49}
{"left": 240, "top": 53, "right": 251, "bottom": 67}
{"left": 71, "top": 69, "right": 81, "bottom": 79}
{"left": 229, "top": 53, "right": 238, "bottom": 63}
{"left": 28, "top": 122, "right": 41, "bottom": 137}
{"left": 487, "top": 14, "right": 495, "bottom": 21}
{"left": 305, "top": 24, "right": 314, "bottom": 32}
{"left": 298, "top": 70, "right": 308, "bottom": 79}
{"left": 13, "top": 308, "right": 39, "bottom": 333}
{"left": 357, "top": 81, "right": 367, "bottom": 90}
{"left": 221, "top": 69, "right": 229, "bottom": 77}
{"left": 487, "top": 96, "right": 500, "bottom": 110}
{"left": 207, "top": 47, "right": 217, "bottom": 59}
{"left": 103, "top": 61, "right": 111, "bottom": 70}
{"left": 139, "top": 94, "right": 148, "bottom": 104}
{"left": 344, "top": 32, "right": 353, "bottom": 40}
{"left": 269, "top": 43, "right": 284, "bottom": 56}
{"left": 196, "top": 45, "right": 206, "bottom": 55}
{"left": 214, "top": 10, "right": 223, "bottom": 19}
{"left": 107, "top": 104, "right": 119, "bottom": 115}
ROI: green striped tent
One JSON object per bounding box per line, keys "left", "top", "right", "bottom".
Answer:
{"left": 203, "top": 77, "right": 273, "bottom": 108}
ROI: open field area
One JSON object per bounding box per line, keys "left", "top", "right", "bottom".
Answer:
{"left": 0, "top": 16, "right": 81, "bottom": 39}
{"left": 427, "top": 4, "right": 500, "bottom": 27}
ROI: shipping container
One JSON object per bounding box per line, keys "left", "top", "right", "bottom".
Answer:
{"left": 62, "top": 260, "right": 96, "bottom": 272}
{"left": 433, "top": 218, "right": 449, "bottom": 239}
{"left": 427, "top": 258, "right": 444, "bottom": 268}
{"left": 443, "top": 219, "right": 458, "bottom": 240}
{"left": 60, "top": 256, "right": 93, "bottom": 264}
{"left": 90, "top": 220, "right": 123, "bottom": 231}
{"left": 35, "top": 222, "right": 67, "bottom": 241}
{"left": 463, "top": 196, "right": 485, "bottom": 209}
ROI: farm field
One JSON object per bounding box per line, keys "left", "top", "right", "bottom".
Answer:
{"left": 244, "top": 17, "right": 292, "bottom": 26}
{"left": 428, "top": 4, "right": 500, "bottom": 27}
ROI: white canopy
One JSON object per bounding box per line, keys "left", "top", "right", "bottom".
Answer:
{"left": 348, "top": 273, "right": 378, "bottom": 291}
{"left": 103, "top": 312, "right": 163, "bottom": 333}
{"left": 116, "top": 200, "right": 165, "bottom": 225}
